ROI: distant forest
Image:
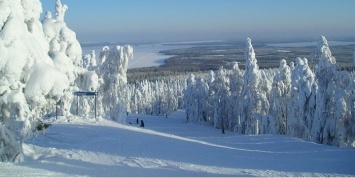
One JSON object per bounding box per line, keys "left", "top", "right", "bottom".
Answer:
{"left": 127, "top": 43, "right": 355, "bottom": 82}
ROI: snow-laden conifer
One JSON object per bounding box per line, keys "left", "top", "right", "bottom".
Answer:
{"left": 288, "top": 57, "right": 316, "bottom": 139}
{"left": 313, "top": 36, "right": 338, "bottom": 145}
{"left": 0, "top": 0, "right": 72, "bottom": 162}
{"left": 239, "top": 38, "right": 268, "bottom": 135}
{"left": 228, "top": 63, "right": 243, "bottom": 131}
{"left": 97, "top": 46, "right": 133, "bottom": 122}
{"left": 268, "top": 59, "right": 291, "bottom": 134}
{"left": 212, "top": 67, "right": 231, "bottom": 130}
{"left": 184, "top": 74, "right": 196, "bottom": 122}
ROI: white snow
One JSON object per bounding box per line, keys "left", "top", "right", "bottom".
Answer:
{"left": 277, "top": 49, "right": 291, "bottom": 53}
{"left": 0, "top": 110, "right": 354, "bottom": 177}
{"left": 127, "top": 44, "right": 171, "bottom": 69}
{"left": 1, "top": 0, "right": 355, "bottom": 175}
{"left": 25, "top": 60, "right": 68, "bottom": 106}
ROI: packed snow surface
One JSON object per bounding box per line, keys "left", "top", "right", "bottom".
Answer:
{"left": 0, "top": 110, "right": 354, "bottom": 177}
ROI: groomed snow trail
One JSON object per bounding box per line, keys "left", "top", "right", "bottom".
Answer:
{"left": 1, "top": 110, "right": 354, "bottom": 177}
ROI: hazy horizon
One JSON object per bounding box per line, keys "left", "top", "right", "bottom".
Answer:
{"left": 41, "top": 0, "right": 355, "bottom": 44}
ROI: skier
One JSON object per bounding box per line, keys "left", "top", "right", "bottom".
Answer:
{"left": 140, "top": 120, "right": 145, "bottom": 127}
{"left": 136, "top": 118, "right": 139, "bottom": 124}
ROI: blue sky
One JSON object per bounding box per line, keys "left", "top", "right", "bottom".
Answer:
{"left": 41, "top": 0, "right": 355, "bottom": 43}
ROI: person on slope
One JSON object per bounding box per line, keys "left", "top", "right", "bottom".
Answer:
{"left": 140, "top": 120, "right": 145, "bottom": 127}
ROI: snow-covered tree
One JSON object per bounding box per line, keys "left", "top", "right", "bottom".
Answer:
{"left": 239, "top": 38, "right": 269, "bottom": 135}
{"left": 83, "top": 50, "right": 97, "bottom": 70}
{"left": 333, "top": 71, "right": 354, "bottom": 146}
{"left": 41, "top": 0, "right": 86, "bottom": 117}
{"left": 0, "top": 0, "right": 73, "bottom": 162}
{"left": 184, "top": 74, "right": 196, "bottom": 122}
{"left": 313, "top": 36, "right": 338, "bottom": 145}
{"left": 289, "top": 61, "right": 295, "bottom": 71}
{"left": 289, "top": 58, "right": 303, "bottom": 133}
{"left": 178, "top": 36, "right": 353, "bottom": 147}
{"left": 55, "top": 0, "right": 68, "bottom": 22}
{"left": 190, "top": 77, "right": 209, "bottom": 123}
{"left": 97, "top": 46, "right": 133, "bottom": 122}
{"left": 212, "top": 67, "right": 231, "bottom": 131}
{"left": 205, "top": 71, "right": 216, "bottom": 124}
{"left": 42, "top": 1, "right": 82, "bottom": 69}
{"left": 97, "top": 46, "right": 110, "bottom": 67}
{"left": 288, "top": 57, "right": 316, "bottom": 139}
{"left": 127, "top": 77, "right": 186, "bottom": 116}
{"left": 228, "top": 63, "right": 243, "bottom": 131}
{"left": 268, "top": 59, "right": 291, "bottom": 134}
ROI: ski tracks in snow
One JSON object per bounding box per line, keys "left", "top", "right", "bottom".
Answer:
{"left": 56, "top": 125, "right": 173, "bottom": 176}
{"left": 12, "top": 113, "right": 355, "bottom": 177}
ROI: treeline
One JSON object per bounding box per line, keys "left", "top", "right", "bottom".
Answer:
{"left": 183, "top": 37, "right": 355, "bottom": 147}
{"left": 127, "top": 66, "right": 204, "bottom": 83}
{"left": 126, "top": 78, "right": 187, "bottom": 116}
{"left": 127, "top": 36, "right": 355, "bottom": 148}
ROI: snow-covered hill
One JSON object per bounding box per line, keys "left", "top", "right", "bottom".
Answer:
{"left": 0, "top": 110, "right": 354, "bottom": 177}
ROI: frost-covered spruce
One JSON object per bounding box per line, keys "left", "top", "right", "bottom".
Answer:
{"left": 297, "top": 58, "right": 316, "bottom": 140}
{"left": 41, "top": 0, "right": 94, "bottom": 117}
{"left": 83, "top": 50, "right": 97, "bottom": 70}
{"left": 205, "top": 71, "right": 216, "bottom": 124}
{"left": 97, "top": 46, "right": 133, "bottom": 122}
{"left": 194, "top": 78, "right": 209, "bottom": 123}
{"left": 0, "top": 0, "right": 108, "bottom": 162}
{"left": 313, "top": 36, "right": 338, "bottom": 145}
{"left": 310, "top": 36, "right": 355, "bottom": 147}
{"left": 333, "top": 70, "right": 354, "bottom": 147}
{"left": 239, "top": 38, "right": 269, "bottom": 135}
{"left": 289, "top": 58, "right": 303, "bottom": 134}
{"left": 288, "top": 57, "right": 316, "bottom": 139}
{"left": 184, "top": 74, "right": 196, "bottom": 122}
{"left": 127, "top": 77, "right": 186, "bottom": 117}
{"left": 228, "top": 62, "right": 243, "bottom": 131}
{"left": 267, "top": 59, "right": 291, "bottom": 134}
{"left": 55, "top": 0, "right": 68, "bottom": 22}
{"left": 42, "top": 1, "right": 83, "bottom": 82}
{"left": 212, "top": 67, "right": 231, "bottom": 130}
{"left": 0, "top": 0, "right": 71, "bottom": 162}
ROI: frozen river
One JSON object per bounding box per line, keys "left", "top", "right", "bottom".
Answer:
{"left": 81, "top": 43, "right": 195, "bottom": 69}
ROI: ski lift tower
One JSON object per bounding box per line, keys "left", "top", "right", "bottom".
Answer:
{"left": 74, "top": 91, "right": 98, "bottom": 119}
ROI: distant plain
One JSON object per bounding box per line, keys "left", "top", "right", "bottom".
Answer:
{"left": 126, "top": 40, "right": 355, "bottom": 82}
{"left": 81, "top": 40, "right": 355, "bottom": 83}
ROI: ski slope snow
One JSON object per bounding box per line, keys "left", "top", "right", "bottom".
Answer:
{"left": 1, "top": 110, "right": 354, "bottom": 177}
